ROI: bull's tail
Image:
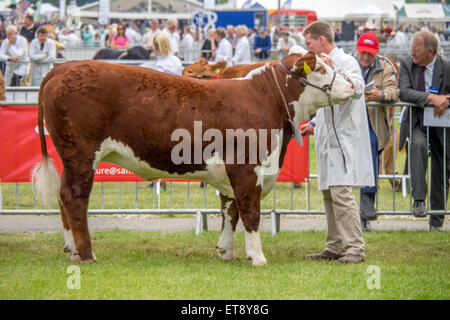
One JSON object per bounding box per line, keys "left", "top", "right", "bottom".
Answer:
{"left": 31, "top": 76, "right": 61, "bottom": 208}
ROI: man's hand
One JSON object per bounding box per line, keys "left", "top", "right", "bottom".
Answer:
{"left": 320, "top": 53, "right": 333, "bottom": 68}
{"left": 8, "top": 56, "right": 19, "bottom": 61}
{"left": 365, "top": 87, "right": 382, "bottom": 103}
{"left": 255, "top": 48, "right": 262, "bottom": 54}
{"left": 427, "top": 94, "right": 449, "bottom": 118}
{"left": 299, "top": 123, "right": 315, "bottom": 136}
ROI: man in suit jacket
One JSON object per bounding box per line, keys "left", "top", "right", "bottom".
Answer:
{"left": 399, "top": 31, "right": 450, "bottom": 231}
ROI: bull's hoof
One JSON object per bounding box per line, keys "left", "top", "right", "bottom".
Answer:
{"left": 246, "top": 255, "right": 267, "bottom": 266}
{"left": 70, "top": 253, "right": 81, "bottom": 262}
{"left": 80, "top": 258, "right": 97, "bottom": 264}
{"left": 63, "top": 245, "right": 71, "bottom": 253}
{"left": 216, "top": 246, "right": 236, "bottom": 261}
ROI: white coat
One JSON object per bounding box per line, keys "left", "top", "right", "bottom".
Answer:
{"left": 0, "top": 35, "right": 30, "bottom": 86}
{"left": 215, "top": 38, "right": 233, "bottom": 66}
{"left": 232, "top": 36, "right": 251, "bottom": 65}
{"left": 140, "top": 54, "right": 183, "bottom": 76}
{"left": 312, "top": 47, "right": 374, "bottom": 191}
{"left": 29, "top": 38, "right": 56, "bottom": 86}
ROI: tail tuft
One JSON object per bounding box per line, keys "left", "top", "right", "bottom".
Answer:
{"left": 32, "top": 157, "right": 61, "bottom": 208}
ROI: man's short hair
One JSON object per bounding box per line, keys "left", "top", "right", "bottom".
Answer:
{"left": 413, "top": 31, "right": 438, "bottom": 55}
{"left": 37, "top": 27, "right": 48, "bottom": 35}
{"left": 25, "top": 15, "right": 33, "bottom": 22}
{"left": 6, "top": 25, "right": 18, "bottom": 34}
{"left": 215, "top": 27, "right": 226, "bottom": 39}
{"left": 303, "top": 21, "right": 335, "bottom": 44}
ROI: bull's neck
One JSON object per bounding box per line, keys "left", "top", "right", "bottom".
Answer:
{"left": 249, "top": 63, "right": 301, "bottom": 124}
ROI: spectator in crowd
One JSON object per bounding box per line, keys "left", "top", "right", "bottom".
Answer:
{"left": 0, "top": 71, "right": 5, "bottom": 100}
{"left": 334, "top": 27, "right": 342, "bottom": 42}
{"left": 141, "top": 33, "right": 182, "bottom": 76}
{"left": 389, "top": 26, "right": 407, "bottom": 50}
{"left": 213, "top": 27, "right": 232, "bottom": 66}
{"left": 232, "top": 25, "right": 251, "bottom": 65}
{"left": 248, "top": 27, "right": 257, "bottom": 47}
{"left": 254, "top": 28, "right": 271, "bottom": 60}
{"left": 58, "top": 28, "right": 81, "bottom": 48}
{"left": 289, "top": 26, "right": 305, "bottom": 48}
{"left": 0, "top": 25, "right": 30, "bottom": 86}
{"left": 29, "top": 27, "right": 56, "bottom": 86}
{"left": 111, "top": 23, "right": 130, "bottom": 50}
{"left": 200, "top": 28, "right": 217, "bottom": 61}
{"left": 299, "top": 21, "right": 373, "bottom": 263}
{"left": 81, "top": 24, "right": 94, "bottom": 47}
{"left": 19, "top": 15, "right": 37, "bottom": 43}
{"left": 163, "top": 17, "right": 179, "bottom": 56}
{"left": 398, "top": 31, "right": 449, "bottom": 231}
{"left": 276, "top": 31, "right": 297, "bottom": 59}
{"left": 226, "top": 25, "right": 237, "bottom": 53}
{"left": 180, "top": 26, "right": 195, "bottom": 61}
{"left": 354, "top": 32, "right": 400, "bottom": 231}
{"left": 143, "top": 19, "right": 161, "bottom": 50}
{"left": 125, "top": 22, "right": 142, "bottom": 48}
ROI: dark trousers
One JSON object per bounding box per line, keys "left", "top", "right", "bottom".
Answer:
{"left": 410, "top": 125, "right": 449, "bottom": 227}
{"left": 361, "top": 122, "right": 380, "bottom": 194}
{"left": 10, "top": 74, "right": 23, "bottom": 87}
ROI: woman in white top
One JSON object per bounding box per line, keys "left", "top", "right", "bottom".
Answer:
{"left": 232, "top": 25, "right": 251, "bottom": 65}
{"left": 141, "top": 33, "right": 182, "bottom": 76}
{"left": 213, "top": 27, "right": 233, "bottom": 66}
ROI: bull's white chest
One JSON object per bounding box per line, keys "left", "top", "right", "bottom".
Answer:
{"left": 253, "top": 129, "right": 283, "bottom": 198}
{"left": 93, "top": 137, "right": 234, "bottom": 197}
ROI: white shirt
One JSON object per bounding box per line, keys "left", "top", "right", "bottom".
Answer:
{"left": 163, "top": 28, "right": 179, "bottom": 55}
{"left": 0, "top": 34, "right": 30, "bottom": 85}
{"left": 29, "top": 38, "right": 56, "bottom": 86}
{"left": 276, "top": 37, "right": 297, "bottom": 59}
{"left": 424, "top": 56, "right": 437, "bottom": 91}
{"left": 125, "top": 27, "right": 142, "bottom": 48}
{"left": 215, "top": 38, "right": 233, "bottom": 66}
{"left": 142, "top": 28, "right": 161, "bottom": 49}
{"left": 232, "top": 36, "right": 251, "bottom": 65}
{"left": 141, "top": 54, "right": 182, "bottom": 76}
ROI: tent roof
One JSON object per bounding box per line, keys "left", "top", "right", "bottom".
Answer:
{"left": 235, "top": 0, "right": 397, "bottom": 20}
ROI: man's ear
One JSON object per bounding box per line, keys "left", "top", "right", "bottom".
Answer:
{"left": 296, "top": 51, "right": 316, "bottom": 74}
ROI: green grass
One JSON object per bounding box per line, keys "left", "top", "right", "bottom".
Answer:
{"left": 0, "top": 230, "right": 448, "bottom": 299}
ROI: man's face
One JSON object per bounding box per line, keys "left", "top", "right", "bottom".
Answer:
{"left": 411, "top": 38, "right": 434, "bottom": 66}
{"left": 6, "top": 30, "right": 17, "bottom": 43}
{"left": 38, "top": 32, "right": 48, "bottom": 44}
{"left": 356, "top": 51, "right": 376, "bottom": 69}
{"left": 304, "top": 33, "right": 323, "bottom": 55}
{"left": 24, "top": 17, "right": 32, "bottom": 27}
{"left": 152, "top": 21, "right": 158, "bottom": 30}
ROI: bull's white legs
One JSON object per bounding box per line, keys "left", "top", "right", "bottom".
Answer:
{"left": 217, "top": 201, "right": 236, "bottom": 261}
{"left": 244, "top": 231, "right": 267, "bottom": 266}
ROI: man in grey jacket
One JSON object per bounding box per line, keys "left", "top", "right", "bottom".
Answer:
{"left": 399, "top": 31, "right": 449, "bottom": 231}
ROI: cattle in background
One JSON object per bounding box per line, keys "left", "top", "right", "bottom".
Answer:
{"left": 93, "top": 46, "right": 151, "bottom": 60}
{"left": 182, "top": 58, "right": 279, "bottom": 79}
{"left": 32, "top": 53, "right": 354, "bottom": 266}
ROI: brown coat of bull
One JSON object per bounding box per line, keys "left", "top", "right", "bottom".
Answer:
{"left": 33, "top": 53, "right": 325, "bottom": 266}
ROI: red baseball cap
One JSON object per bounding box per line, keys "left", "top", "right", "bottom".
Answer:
{"left": 357, "top": 32, "right": 379, "bottom": 55}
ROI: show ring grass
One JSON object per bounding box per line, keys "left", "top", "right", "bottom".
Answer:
{"left": 0, "top": 230, "right": 448, "bottom": 299}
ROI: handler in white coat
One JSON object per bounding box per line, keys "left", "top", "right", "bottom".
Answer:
{"left": 0, "top": 25, "right": 30, "bottom": 86}
{"left": 29, "top": 27, "right": 56, "bottom": 86}
{"left": 232, "top": 25, "right": 251, "bottom": 65}
{"left": 300, "top": 21, "right": 374, "bottom": 263}
{"left": 213, "top": 27, "right": 233, "bottom": 66}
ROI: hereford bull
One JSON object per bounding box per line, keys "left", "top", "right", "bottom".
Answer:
{"left": 32, "top": 52, "right": 354, "bottom": 266}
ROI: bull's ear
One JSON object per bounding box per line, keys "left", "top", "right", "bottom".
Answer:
{"left": 211, "top": 60, "right": 227, "bottom": 73}
{"left": 296, "top": 51, "right": 316, "bottom": 75}
{"left": 199, "top": 57, "right": 208, "bottom": 65}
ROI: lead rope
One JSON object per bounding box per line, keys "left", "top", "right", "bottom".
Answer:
{"left": 271, "top": 65, "right": 293, "bottom": 121}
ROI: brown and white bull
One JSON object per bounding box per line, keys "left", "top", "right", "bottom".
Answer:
{"left": 32, "top": 52, "right": 354, "bottom": 266}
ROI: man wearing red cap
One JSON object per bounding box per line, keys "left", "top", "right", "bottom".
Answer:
{"left": 355, "top": 32, "right": 400, "bottom": 230}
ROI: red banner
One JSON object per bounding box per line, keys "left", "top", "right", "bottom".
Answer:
{"left": 0, "top": 106, "right": 308, "bottom": 183}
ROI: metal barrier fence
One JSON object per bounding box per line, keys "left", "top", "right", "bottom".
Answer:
{"left": 0, "top": 87, "right": 448, "bottom": 233}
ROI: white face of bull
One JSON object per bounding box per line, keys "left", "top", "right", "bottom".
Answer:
{"left": 288, "top": 47, "right": 355, "bottom": 123}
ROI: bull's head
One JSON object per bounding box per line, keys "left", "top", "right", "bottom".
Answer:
{"left": 182, "top": 58, "right": 227, "bottom": 79}
{"left": 282, "top": 47, "right": 355, "bottom": 123}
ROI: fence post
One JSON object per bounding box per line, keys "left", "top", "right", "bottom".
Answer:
{"left": 195, "top": 210, "right": 203, "bottom": 235}
{"left": 270, "top": 210, "right": 280, "bottom": 235}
